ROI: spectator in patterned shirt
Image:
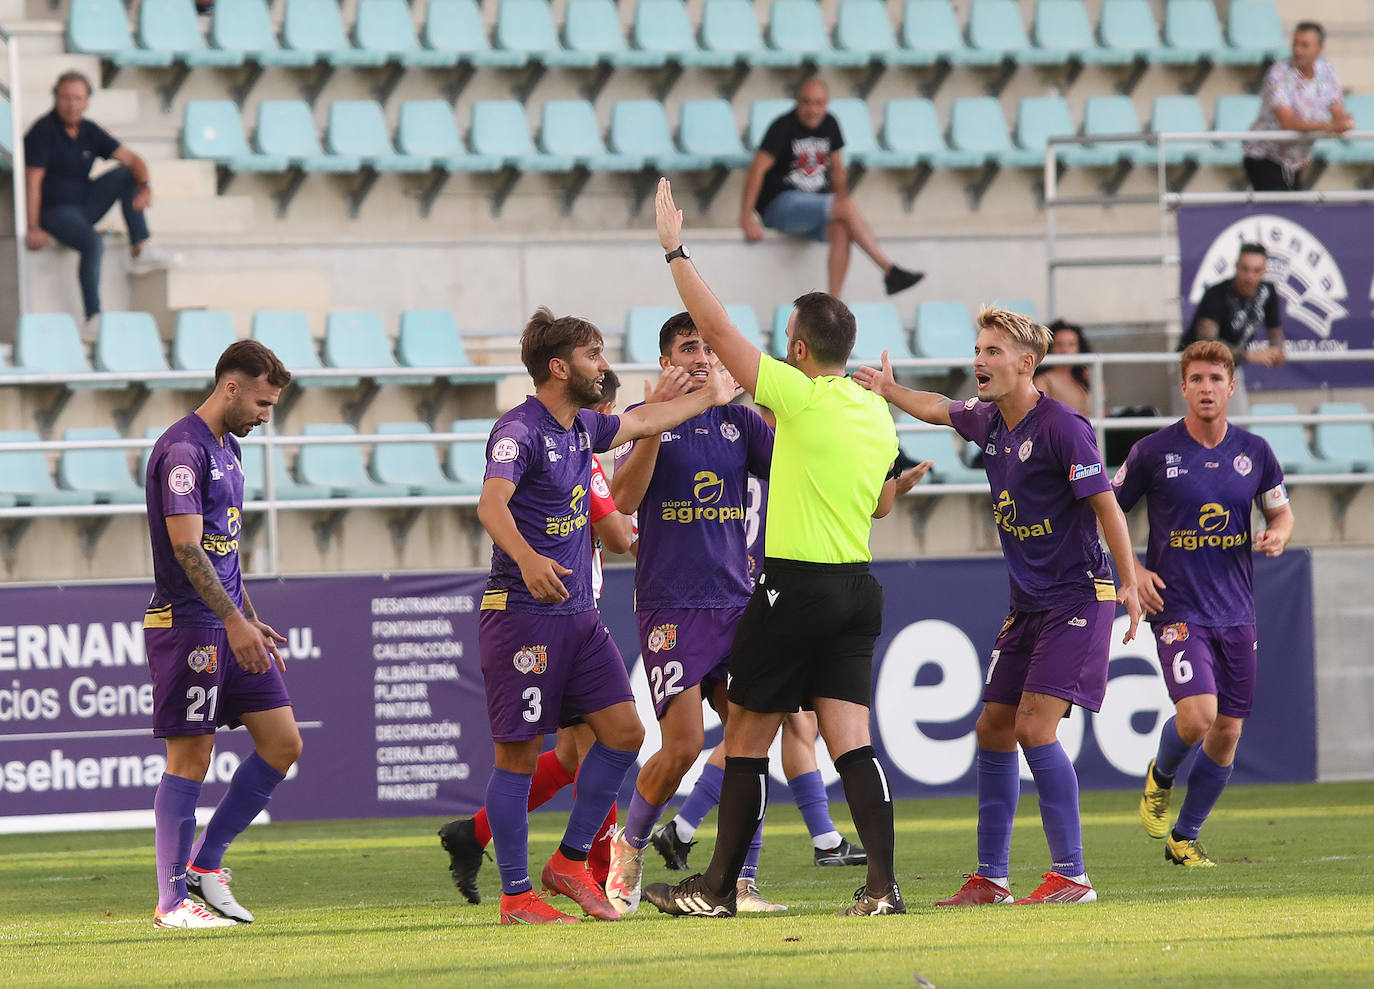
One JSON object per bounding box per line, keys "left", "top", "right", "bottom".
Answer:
{"left": 1242, "top": 21, "right": 1354, "bottom": 191}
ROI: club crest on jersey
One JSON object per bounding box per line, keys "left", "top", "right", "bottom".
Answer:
{"left": 491, "top": 437, "right": 519, "bottom": 463}
{"left": 647, "top": 624, "right": 678, "bottom": 652}
{"left": 168, "top": 465, "right": 196, "bottom": 495}
{"left": 720, "top": 422, "right": 740, "bottom": 442}
{"left": 1069, "top": 462, "right": 1102, "bottom": 482}
{"left": 513, "top": 646, "right": 548, "bottom": 675}
{"left": 1160, "top": 622, "right": 1190, "bottom": 645}
{"left": 1233, "top": 454, "right": 1253, "bottom": 476}
{"left": 1112, "top": 464, "right": 1127, "bottom": 486}
{"left": 579, "top": 432, "right": 591, "bottom": 450}
{"left": 1018, "top": 440, "right": 1033, "bottom": 462}
{"left": 186, "top": 646, "right": 218, "bottom": 674}
{"left": 964, "top": 398, "right": 978, "bottom": 410}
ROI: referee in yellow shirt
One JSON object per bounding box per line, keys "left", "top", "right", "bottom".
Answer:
{"left": 642, "top": 179, "right": 905, "bottom": 918}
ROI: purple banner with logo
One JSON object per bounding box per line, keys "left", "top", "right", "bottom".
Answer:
{"left": 1178, "top": 203, "right": 1374, "bottom": 389}
{"left": 1, "top": 556, "right": 1313, "bottom": 829}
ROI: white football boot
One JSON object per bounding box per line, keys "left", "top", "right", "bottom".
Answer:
{"left": 604, "top": 827, "right": 645, "bottom": 916}
{"left": 186, "top": 867, "right": 255, "bottom": 923}
{"left": 154, "top": 897, "right": 237, "bottom": 929}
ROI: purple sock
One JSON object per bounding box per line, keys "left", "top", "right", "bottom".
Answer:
{"left": 623, "top": 787, "right": 666, "bottom": 850}
{"left": 786, "top": 770, "right": 836, "bottom": 841}
{"left": 153, "top": 773, "right": 202, "bottom": 914}
{"left": 189, "top": 753, "right": 286, "bottom": 872}
{"left": 1153, "top": 716, "right": 1199, "bottom": 781}
{"left": 1174, "top": 749, "right": 1233, "bottom": 840}
{"left": 677, "top": 763, "right": 724, "bottom": 830}
{"left": 739, "top": 817, "right": 764, "bottom": 880}
{"left": 975, "top": 748, "right": 1019, "bottom": 878}
{"left": 1024, "top": 741, "right": 1085, "bottom": 876}
{"left": 487, "top": 768, "right": 533, "bottom": 895}
{"left": 561, "top": 743, "right": 637, "bottom": 856}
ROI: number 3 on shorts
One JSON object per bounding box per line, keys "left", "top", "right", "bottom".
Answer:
{"left": 522, "top": 686, "right": 542, "bottom": 723}
{"left": 1171, "top": 650, "right": 1193, "bottom": 685}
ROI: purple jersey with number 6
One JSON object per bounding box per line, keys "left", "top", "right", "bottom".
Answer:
{"left": 949, "top": 394, "right": 1115, "bottom": 612}
{"left": 1113, "top": 420, "right": 1286, "bottom": 627}
{"left": 481, "top": 396, "right": 621, "bottom": 616}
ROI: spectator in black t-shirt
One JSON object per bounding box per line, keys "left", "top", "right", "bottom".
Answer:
{"left": 739, "top": 78, "right": 922, "bottom": 299}
{"left": 24, "top": 72, "right": 177, "bottom": 324}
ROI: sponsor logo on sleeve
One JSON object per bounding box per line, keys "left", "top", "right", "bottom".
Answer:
{"left": 168, "top": 465, "right": 196, "bottom": 495}
{"left": 491, "top": 437, "right": 520, "bottom": 463}
{"left": 513, "top": 646, "right": 548, "bottom": 674}
{"left": 591, "top": 471, "right": 611, "bottom": 499}
{"left": 1069, "top": 462, "right": 1102, "bottom": 482}
{"left": 187, "top": 645, "right": 218, "bottom": 674}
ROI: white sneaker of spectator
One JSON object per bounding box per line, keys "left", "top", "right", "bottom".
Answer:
{"left": 128, "top": 244, "right": 182, "bottom": 275}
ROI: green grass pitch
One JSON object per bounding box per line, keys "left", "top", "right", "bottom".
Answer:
{"left": 1, "top": 781, "right": 1371, "bottom": 988}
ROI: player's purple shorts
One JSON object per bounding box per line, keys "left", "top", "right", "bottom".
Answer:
{"left": 1152, "top": 621, "right": 1257, "bottom": 718}
{"left": 479, "top": 608, "right": 633, "bottom": 743}
{"left": 637, "top": 606, "right": 744, "bottom": 720}
{"left": 146, "top": 627, "right": 293, "bottom": 738}
{"left": 984, "top": 600, "right": 1114, "bottom": 713}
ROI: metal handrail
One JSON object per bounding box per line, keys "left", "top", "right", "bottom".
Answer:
{"left": 0, "top": 25, "right": 29, "bottom": 317}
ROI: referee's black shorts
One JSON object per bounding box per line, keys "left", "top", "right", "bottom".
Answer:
{"left": 728, "top": 558, "right": 884, "bottom": 714}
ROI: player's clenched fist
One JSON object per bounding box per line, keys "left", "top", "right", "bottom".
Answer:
{"left": 519, "top": 553, "right": 572, "bottom": 603}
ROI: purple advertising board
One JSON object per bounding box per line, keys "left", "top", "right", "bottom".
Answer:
{"left": 1178, "top": 202, "right": 1374, "bottom": 390}
{"left": 0, "top": 555, "right": 1314, "bottom": 830}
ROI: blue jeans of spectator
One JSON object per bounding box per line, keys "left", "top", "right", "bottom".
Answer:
{"left": 39, "top": 165, "right": 150, "bottom": 318}
{"left": 761, "top": 190, "right": 835, "bottom": 243}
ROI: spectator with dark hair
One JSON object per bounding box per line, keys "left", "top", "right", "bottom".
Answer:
{"left": 1243, "top": 21, "right": 1353, "bottom": 191}
{"left": 1034, "top": 320, "right": 1094, "bottom": 418}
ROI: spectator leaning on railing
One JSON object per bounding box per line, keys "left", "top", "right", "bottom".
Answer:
{"left": 1242, "top": 20, "right": 1353, "bottom": 192}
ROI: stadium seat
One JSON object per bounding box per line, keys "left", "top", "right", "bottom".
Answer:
{"left": 355, "top": 0, "right": 458, "bottom": 67}
{"left": 297, "top": 423, "right": 412, "bottom": 498}
{"left": 624, "top": 305, "right": 679, "bottom": 363}
{"left": 1030, "top": 0, "right": 1114, "bottom": 66}
{"left": 1150, "top": 95, "right": 1235, "bottom": 167}
{"left": 899, "top": 0, "right": 975, "bottom": 67}
{"left": 68, "top": 0, "right": 174, "bottom": 69}
{"left": 539, "top": 100, "right": 645, "bottom": 171}
{"left": 0, "top": 430, "right": 98, "bottom": 506}
{"left": 471, "top": 100, "right": 573, "bottom": 171}
{"left": 564, "top": 0, "right": 668, "bottom": 68}
{"left": 0, "top": 96, "right": 12, "bottom": 165}
{"left": 701, "top": 0, "right": 801, "bottom": 67}
{"left": 1225, "top": 0, "right": 1288, "bottom": 64}
{"left": 374, "top": 422, "right": 472, "bottom": 496}
{"left": 396, "top": 310, "right": 502, "bottom": 385}
{"left": 210, "top": 0, "right": 315, "bottom": 67}
{"left": 631, "top": 0, "right": 734, "bottom": 68}
{"left": 236, "top": 439, "right": 333, "bottom": 501}
{"left": 828, "top": 99, "right": 918, "bottom": 170}
{"left": 58, "top": 427, "right": 143, "bottom": 504}
{"left": 1314, "top": 403, "right": 1374, "bottom": 472}
{"left": 1082, "top": 95, "right": 1156, "bottom": 165}
{"left": 323, "top": 311, "right": 430, "bottom": 385}
{"left": 1097, "top": 0, "right": 1168, "bottom": 64}
{"left": 914, "top": 301, "right": 976, "bottom": 359}
{"left": 448, "top": 418, "right": 498, "bottom": 491}
{"left": 283, "top": 0, "right": 386, "bottom": 66}
{"left": 609, "top": 101, "right": 709, "bottom": 171}
{"left": 835, "top": 0, "right": 925, "bottom": 67}
{"left": 678, "top": 100, "right": 752, "bottom": 169}
{"left": 723, "top": 305, "right": 767, "bottom": 352}
{"left": 396, "top": 100, "right": 502, "bottom": 172}
{"left": 172, "top": 310, "right": 239, "bottom": 373}
{"left": 770, "top": 304, "right": 792, "bottom": 358}
{"left": 1159, "top": 0, "right": 1225, "bottom": 66}
{"left": 1314, "top": 95, "right": 1374, "bottom": 165}
{"left": 1211, "top": 94, "right": 1263, "bottom": 167}
{"left": 255, "top": 100, "right": 361, "bottom": 173}
{"left": 1247, "top": 404, "right": 1340, "bottom": 475}
{"left": 894, "top": 412, "right": 986, "bottom": 483}
{"left": 966, "top": 0, "right": 1033, "bottom": 66}
{"left": 993, "top": 298, "right": 1041, "bottom": 320}
{"left": 748, "top": 99, "right": 797, "bottom": 150}
{"left": 326, "top": 101, "right": 431, "bottom": 172}
{"left": 767, "top": 0, "right": 867, "bottom": 67}
{"left": 1018, "top": 96, "right": 1118, "bottom": 169}
{"left": 882, "top": 99, "right": 982, "bottom": 168}
{"left": 948, "top": 97, "right": 1017, "bottom": 165}
{"left": 849, "top": 302, "right": 915, "bottom": 364}
{"left": 93, "top": 312, "right": 183, "bottom": 389}
{"left": 251, "top": 310, "right": 354, "bottom": 388}
{"left": 496, "top": 0, "right": 596, "bottom": 67}
{"left": 138, "top": 0, "right": 244, "bottom": 67}
{"left": 14, "top": 313, "right": 122, "bottom": 390}
{"left": 424, "top": 0, "right": 528, "bottom": 67}
{"left": 182, "top": 101, "right": 290, "bottom": 175}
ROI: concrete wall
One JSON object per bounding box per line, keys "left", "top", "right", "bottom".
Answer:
{"left": 1312, "top": 548, "right": 1374, "bottom": 781}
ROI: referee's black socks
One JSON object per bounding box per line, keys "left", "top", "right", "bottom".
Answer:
{"left": 704, "top": 756, "right": 770, "bottom": 898}
{"left": 835, "top": 745, "right": 896, "bottom": 894}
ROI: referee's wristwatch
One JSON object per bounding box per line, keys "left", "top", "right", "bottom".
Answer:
{"left": 664, "top": 244, "right": 690, "bottom": 263}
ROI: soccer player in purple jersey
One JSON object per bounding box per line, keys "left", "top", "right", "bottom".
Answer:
{"left": 601, "top": 312, "right": 779, "bottom": 915}
{"left": 476, "top": 307, "right": 737, "bottom": 925}
{"left": 1114, "top": 341, "right": 1293, "bottom": 867}
{"left": 143, "top": 341, "right": 300, "bottom": 929}
{"left": 855, "top": 306, "right": 1142, "bottom": 906}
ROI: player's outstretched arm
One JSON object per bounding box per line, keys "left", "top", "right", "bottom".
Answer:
{"left": 609, "top": 368, "right": 689, "bottom": 513}
{"left": 1255, "top": 503, "right": 1294, "bottom": 557}
{"left": 657, "top": 178, "right": 762, "bottom": 395}
{"left": 853, "top": 350, "right": 954, "bottom": 426}
{"left": 166, "top": 513, "right": 274, "bottom": 673}
{"left": 1087, "top": 491, "right": 1142, "bottom": 643}
{"left": 611, "top": 364, "right": 739, "bottom": 448}
{"left": 477, "top": 477, "right": 571, "bottom": 603}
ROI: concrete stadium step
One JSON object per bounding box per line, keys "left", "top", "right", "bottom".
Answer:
{"left": 94, "top": 193, "right": 254, "bottom": 237}
{"left": 130, "top": 265, "right": 335, "bottom": 332}
{"left": 2, "top": 22, "right": 66, "bottom": 57}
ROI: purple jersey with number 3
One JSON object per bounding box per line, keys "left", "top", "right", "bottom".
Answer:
{"left": 144, "top": 413, "right": 246, "bottom": 628}
{"left": 1113, "top": 420, "right": 1285, "bottom": 627}
{"left": 949, "top": 394, "right": 1115, "bottom": 611}
{"left": 482, "top": 396, "right": 621, "bottom": 615}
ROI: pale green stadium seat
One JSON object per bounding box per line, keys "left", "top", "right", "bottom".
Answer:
{"left": 768, "top": 0, "right": 867, "bottom": 67}
{"left": 251, "top": 310, "right": 354, "bottom": 388}
{"left": 914, "top": 301, "right": 976, "bottom": 359}
{"left": 1098, "top": 0, "right": 1168, "bottom": 63}
{"left": 471, "top": 100, "right": 574, "bottom": 171}
{"left": 15, "top": 313, "right": 122, "bottom": 390}
{"left": 356, "top": 0, "right": 459, "bottom": 67}
{"left": 566, "top": 0, "right": 668, "bottom": 68}
{"left": 1159, "top": 0, "right": 1224, "bottom": 66}
{"left": 1314, "top": 95, "right": 1374, "bottom": 165}
{"left": 448, "top": 418, "right": 498, "bottom": 492}
{"left": 966, "top": 0, "right": 1033, "bottom": 66}
{"left": 1031, "top": 0, "right": 1114, "bottom": 65}
{"left": 256, "top": 100, "right": 361, "bottom": 172}
{"left": 835, "top": 0, "right": 925, "bottom": 66}
{"left": 1211, "top": 94, "right": 1263, "bottom": 167}
{"left": 298, "top": 423, "right": 412, "bottom": 498}
{"left": 496, "top": 0, "right": 597, "bottom": 67}
{"left": 324, "top": 311, "right": 429, "bottom": 385}
{"left": 895, "top": 411, "right": 985, "bottom": 483}
{"left": 94, "top": 312, "right": 183, "bottom": 389}
{"left": 326, "top": 101, "right": 431, "bottom": 172}
{"left": 632, "top": 0, "right": 735, "bottom": 68}
{"left": 770, "top": 304, "right": 793, "bottom": 358}
{"left": 748, "top": 99, "right": 797, "bottom": 149}
{"left": 397, "top": 100, "right": 502, "bottom": 173}
{"left": 948, "top": 97, "right": 1016, "bottom": 165}
{"left": 173, "top": 310, "right": 239, "bottom": 373}
{"left": 900, "top": 1, "right": 975, "bottom": 67}
{"left": 139, "top": 0, "right": 244, "bottom": 67}
{"left": 992, "top": 298, "right": 1041, "bottom": 320}
{"left": 211, "top": 0, "right": 316, "bottom": 67}
{"left": 58, "top": 427, "right": 143, "bottom": 504}
{"left": 396, "top": 310, "right": 502, "bottom": 385}
{"left": 0, "top": 430, "right": 98, "bottom": 506}
{"left": 282, "top": 0, "right": 387, "bottom": 66}
{"left": 182, "top": 101, "right": 291, "bottom": 173}
{"left": 1222, "top": 0, "right": 1287, "bottom": 65}
{"left": 1018, "top": 96, "right": 1118, "bottom": 169}
{"left": 68, "top": 0, "right": 174, "bottom": 69}
{"left": 1248, "top": 404, "right": 1342, "bottom": 475}
{"left": 235, "top": 437, "right": 333, "bottom": 501}
{"left": 723, "top": 305, "right": 766, "bottom": 352}
{"left": 679, "top": 100, "right": 751, "bottom": 168}
{"left": 0, "top": 96, "right": 12, "bottom": 166}
{"left": 850, "top": 302, "right": 915, "bottom": 364}
{"left": 540, "top": 100, "right": 644, "bottom": 172}
{"left": 1150, "top": 95, "right": 1236, "bottom": 166}
{"left": 425, "top": 0, "right": 528, "bottom": 67}
{"left": 610, "top": 101, "right": 709, "bottom": 171}
{"left": 882, "top": 98, "right": 982, "bottom": 168}
{"left": 701, "top": 0, "right": 801, "bottom": 68}
{"left": 624, "top": 305, "right": 679, "bottom": 363}
{"left": 1314, "top": 403, "right": 1374, "bottom": 472}
{"left": 374, "top": 422, "right": 472, "bottom": 495}
{"left": 829, "top": 98, "right": 918, "bottom": 169}
{"left": 1082, "top": 95, "right": 1155, "bottom": 165}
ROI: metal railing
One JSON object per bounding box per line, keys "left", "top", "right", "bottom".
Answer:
{"left": 0, "top": 25, "right": 30, "bottom": 317}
